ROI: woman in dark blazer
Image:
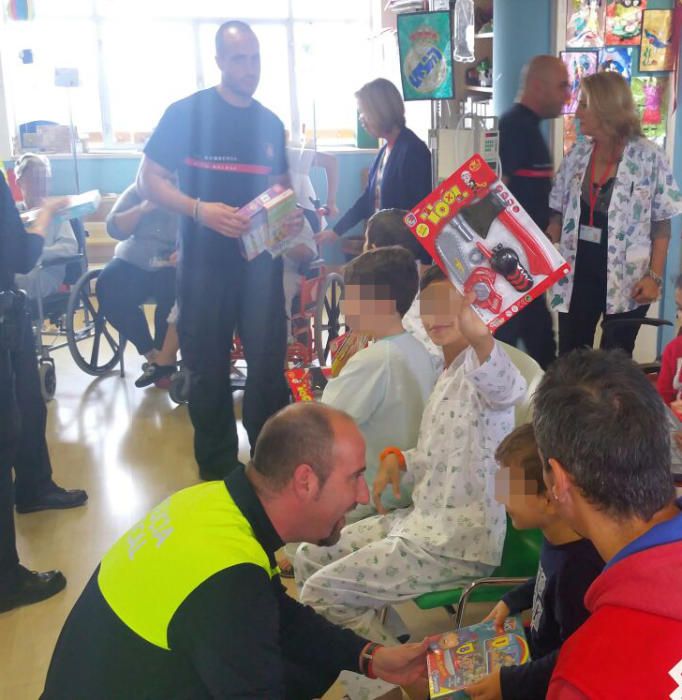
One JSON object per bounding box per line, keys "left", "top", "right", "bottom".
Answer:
{"left": 317, "top": 78, "right": 432, "bottom": 247}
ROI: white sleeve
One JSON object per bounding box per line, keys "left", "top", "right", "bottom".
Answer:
{"left": 463, "top": 342, "right": 527, "bottom": 410}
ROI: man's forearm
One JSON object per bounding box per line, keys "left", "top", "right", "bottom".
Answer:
{"left": 137, "top": 168, "right": 195, "bottom": 219}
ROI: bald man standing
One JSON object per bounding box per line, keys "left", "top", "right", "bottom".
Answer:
{"left": 494, "top": 56, "right": 570, "bottom": 370}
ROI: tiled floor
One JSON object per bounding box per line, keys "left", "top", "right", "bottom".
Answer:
{"left": 0, "top": 341, "right": 478, "bottom": 700}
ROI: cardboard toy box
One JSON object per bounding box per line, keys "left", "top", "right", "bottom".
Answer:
{"left": 20, "top": 190, "right": 102, "bottom": 226}
{"left": 427, "top": 617, "right": 530, "bottom": 698}
{"left": 405, "top": 154, "right": 570, "bottom": 331}
{"left": 239, "top": 184, "right": 297, "bottom": 261}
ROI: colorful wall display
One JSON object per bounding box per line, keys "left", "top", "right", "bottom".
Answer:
{"left": 561, "top": 50, "right": 599, "bottom": 113}
{"left": 598, "top": 46, "right": 634, "bottom": 81}
{"left": 397, "top": 11, "right": 454, "bottom": 101}
{"left": 563, "top": 114, "right": 586, "bottom": 154}
{"left": 567, "top": 0, "right": 606, "bottom": 48}
{"left": 605, "top": 0, "right": 646, "bottom": 46}
{"left": 639, "top": 9, "right": 674, "bottom": 71}
{"left": 631, "top": 75, "right": 670, "bottom": 144}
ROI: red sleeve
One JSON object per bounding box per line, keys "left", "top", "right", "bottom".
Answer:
{"left": 658, "top": 339, "right": 681, "bottom": 405}
{"left": 547, "top": 679, "right": 590, "bottom": 700}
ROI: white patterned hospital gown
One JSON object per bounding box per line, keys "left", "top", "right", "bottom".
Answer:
{"left": 295, "top": 342, "right": 526, "bottom": 699}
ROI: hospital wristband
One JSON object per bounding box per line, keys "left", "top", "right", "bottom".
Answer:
{"left": 379, "top": 446, "right": 406, "bottom": 470}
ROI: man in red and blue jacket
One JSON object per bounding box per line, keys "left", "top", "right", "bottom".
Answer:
{"left": 532, "top": 349, "right": 682, "bottom": 700}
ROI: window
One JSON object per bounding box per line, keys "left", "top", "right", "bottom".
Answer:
{"left": 2, "top": 1, "right": 379, "bottom": 151}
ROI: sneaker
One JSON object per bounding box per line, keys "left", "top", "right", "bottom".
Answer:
{"left": 135, "top": 363, "right": 176, "bottom": 388}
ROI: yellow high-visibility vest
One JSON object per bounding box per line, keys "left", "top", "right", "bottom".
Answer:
{"left": 98, "top": 481, "right": 277, "bottom": 650}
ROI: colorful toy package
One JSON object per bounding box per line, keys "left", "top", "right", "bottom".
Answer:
{"left": 404, "top": 155, "right": 570, "bottom": 331}
{"left": 238, "top": 184, "right": 297, "bottom": 261}
{"left": 21, "top": 189, "right": 102, "bottom": 226}
{"left": 285, "top": 367, "right": 331, "bottom": 402}
{"left": 427, "top": 616, "right": 530, "bottom": 699}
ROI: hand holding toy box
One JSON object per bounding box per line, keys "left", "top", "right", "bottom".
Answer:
{"left": 405, "top": 155, "right": 570, "bottom": 331}
{"left": 21, "top": 190, "right": 102, "bottom": 226}
{"left": 238, "top": 184, "right": 298, "bottom": 261}
{"left": 427, "top": 616, "right": 530, "bottom": 698}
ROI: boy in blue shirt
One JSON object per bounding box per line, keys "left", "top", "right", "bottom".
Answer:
{"left": 467, "top": 423, "right": 604, "bottom": 700}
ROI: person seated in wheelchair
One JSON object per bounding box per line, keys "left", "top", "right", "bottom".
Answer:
{"left": 363, "top": 208, "right": 441, "bottom": 371}
{"left": 13, "top": 153, "right": 78, "bottom": 301}
{"left": 319, "top": 246, "right": 436, "bottom": 522}
{"left": 282, "top": 215, "right": 318, "bottom": 343}
{"left": 96, "top": 181, "right": 178, "bottom": 382}
{"left": 466, "top": 423, "right": 603, "bottom": 700}
{"left": 295, "top": 267, "right": 526, "bottom": 699}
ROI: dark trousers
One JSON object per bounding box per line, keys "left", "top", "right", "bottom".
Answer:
{"left": 558, "top": 303, "right": 650, "bottom": 356}
{"left": 0, "top": 312, "right": 54, "bottom": 585}
{"left": 179, "top": 252, "right": 289, "bottom": 476}
{"left": 96, "top": 258, "right": 176, "bottom": 356}
{"left": 494, "top": 296, "right": 556, "bottom": 370}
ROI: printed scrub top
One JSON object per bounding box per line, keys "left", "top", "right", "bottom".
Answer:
{"left": 549, "top": 137, "right": 682, "bottom": 315}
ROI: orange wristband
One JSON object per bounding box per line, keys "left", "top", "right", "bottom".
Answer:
{"left": 379, "top": 446, "right": 406, "bottom": 469}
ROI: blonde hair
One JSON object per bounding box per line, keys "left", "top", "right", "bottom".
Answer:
{"left": 581, "top": 72, "right": 643, "bottom": 143}
{"left": 355, "top": 78, "right": 405, "bottom": 134}
{"left": 15, "top": 152, "right": 51, "bottom": 180}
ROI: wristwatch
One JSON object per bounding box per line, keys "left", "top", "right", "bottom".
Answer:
{"left": 646, "top": 268, "right": 663, "bottom": 288}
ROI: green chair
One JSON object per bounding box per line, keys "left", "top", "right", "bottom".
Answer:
{"left": 414, "top": 519, "right": 543, "bottom": 628}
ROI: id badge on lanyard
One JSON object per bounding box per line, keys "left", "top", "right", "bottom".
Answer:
{"left": 580, "top": 148, "right": 614, "bottom": 245}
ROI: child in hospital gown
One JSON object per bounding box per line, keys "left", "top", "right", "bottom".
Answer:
{"left": 295, "top": 266, "right": 526, "bottom": 700}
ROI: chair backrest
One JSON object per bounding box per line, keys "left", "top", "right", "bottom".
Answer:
{"left": 499, "top": 342, "right": 544, "bottom": 425}
{"left": 494, "top": 518, "right": 543, "bottom": 578}
{"left": 64, "top": 218, "right": 88, "bottom": 285}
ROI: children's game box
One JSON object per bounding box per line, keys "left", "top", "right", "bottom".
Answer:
{"left": 404, "top": 155, "right": 570, "bottom": 330}
{"left": 285, "top": 367, "right": 331, "bottom": 402}
{"left": 427, "top": 617, "right": 530, "bottom": 699}
{"left": 238, "top": 184, "right": 297, "bottom": 261}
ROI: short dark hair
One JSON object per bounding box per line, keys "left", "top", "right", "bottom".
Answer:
{"left": 343, "top": 246, "right": 418, "bottom": 317}
{"left": 533, "top": 349, "right": 675, "bottom": 521}
{"left": 419, "top": 264, "right": 447, "bottom": 292}
{"left": 215, "top": 20, "right": 254, "bottom": 56}
{"left": 495, "top": 424, "right": 546, "bottom": 495}
{"left": 251, "top": 403, "right": 340, "bottom": 490}
{"left": 365, "top": 209, "right": 432, "bottom": 265}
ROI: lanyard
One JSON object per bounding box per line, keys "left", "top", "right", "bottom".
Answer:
{"left": 588, "top": 145, "right": 616, "bottom": 227}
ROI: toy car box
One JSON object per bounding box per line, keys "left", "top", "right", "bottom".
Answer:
{"left": 239, "top": 184, "right": 297, "bottom": 261}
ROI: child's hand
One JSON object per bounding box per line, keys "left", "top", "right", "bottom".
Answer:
{"left": 466, "top": 670, "right": 503, "bottom": 700}
{"left": 483, "top": 600, "right": 510, "bottom": 635}
{"left": 458, "top": 291, "right": 494, "bottom": 363}
{"left": 373, "top": 453, "right": 403, "bottom": 514}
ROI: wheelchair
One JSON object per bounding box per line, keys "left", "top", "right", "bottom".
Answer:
{"left": 168, "top": 264, "right": 345, "bottom": 405}
{"left": 30, "top": 218, "right": 125, "bottom": 400}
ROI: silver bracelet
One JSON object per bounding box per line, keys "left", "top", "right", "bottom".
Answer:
{"left": 646, "top": 268, "right": 663, "bottom": 288}
{"left": 192, "top": 198, "right": 201, "bottom": 223}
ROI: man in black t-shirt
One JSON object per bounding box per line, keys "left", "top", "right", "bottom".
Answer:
{"left": 495, "top": 56, "right": 570, "bottom": 370}
{"left": 138, "top": 21, "right": 302, "bottom": 480}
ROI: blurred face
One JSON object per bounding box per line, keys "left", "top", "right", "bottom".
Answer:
{"left": 357, "top": 98, "right": 381, "bottom": 138}
{"left": 495, "top": 461, "right": 551, "bottom": 530}
{"left": 216, "top": 28, "right": 261, "bottom": 99}
{"left": 17, "top": 166, "right": 49, "bottom": 204}
{"left": 575, "top": 92, "right": 599, "bottom": 138}
{"left": 420, "top": 279, "right": 464, "bottom": 347}
{"left": 307, "top": 419, "right": 369, "bottom": 546}
{"left": 540, "top": 63, "right": 571, "bottom": 119}
{"left": 342, "top": 283, "right": 398, "bottom": 335}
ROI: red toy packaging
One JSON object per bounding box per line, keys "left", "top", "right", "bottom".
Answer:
{"left": 404, "top": 154, "right": 570, "bottom": 331}
{"left": 285, "top": 367, "right": 331, "bottom": 402}
{"left": 427, "top": 616, "right": 530, "bottom": 698}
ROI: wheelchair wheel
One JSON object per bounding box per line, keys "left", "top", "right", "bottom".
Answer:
{"left": 314, "top": 272, "right": 345, "bottom": 366}
{"left": 66, "top": 269, "right": 126, "bottom": 376}
{"left": 169, "top": 367, "right": 190, "bottom": 405}
{"left": 39, "top": 359, "right": 56, "bottom": 402}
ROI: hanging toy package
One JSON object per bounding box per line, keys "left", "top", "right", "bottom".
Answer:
{"left": 404, "top": 155, "right": 570, "bottom": 331}
{"left": 452, "top": 0, "right": 475, "bottom": 62}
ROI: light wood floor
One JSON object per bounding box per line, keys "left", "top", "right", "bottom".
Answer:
{"left": 0, "top": 342, "right": 465, "bottom": 700}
